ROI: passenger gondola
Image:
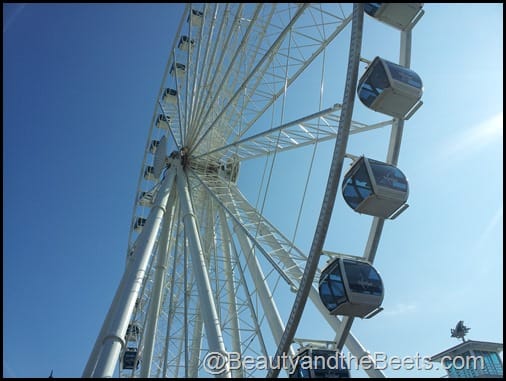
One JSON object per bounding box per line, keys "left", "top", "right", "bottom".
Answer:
{"left": 144, "top": 165, "right": 156, "bottom": 181}
{"left": 342, "top": 156, "right": 409, "bottom": 219}
{"left": 357, "top": 56, "right": 423, "bottom": 119}
{"left": 138, "top": 191, "right": 154, "bottom": 207}
{"left": 156, "top": 114, "right": 171, "bottom": 130}
{"left": 290, "top": 346, "right": 350, "bottom": 378}
{"left": 122, "top": 347, "right": 139, "bottom": 370}
{"left": 170, "top": 62, "right": 186, "bottom": 77}
{"left": 364, "top": 3, "right": 424, "bottom": 31}
{"left": 125, "top": 323, "right": 141, "bottom": 341}
{"left": 162, "top": 88, "right": 177, "bottom": 104}
{"left": 133, "top": 217, "right": 147, "bottom": 232}
{"left": 178, "top": 35, "right": 195, "bottom": 51}
{"left": 187, "top": 9, "right": 204, "bottom": 26}
{"left": 319, "top": 257, "right": 384, "bottom": 319}
{"left": 149, "top": 139, "right": 160, "bottom": 154}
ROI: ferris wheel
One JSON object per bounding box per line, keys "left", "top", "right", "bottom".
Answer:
{"left": 83, "top": 3, "right": 424, "bottom": 378}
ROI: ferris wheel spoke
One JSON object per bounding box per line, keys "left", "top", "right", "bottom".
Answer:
{"left": 188, "top": 3, "right": 278, "bottom": 153}
{"left": 218, "top": 207, "right": 270, "bottom": 366}
{"left": 197, "top": 105, "right": 393, "bottom": 164}
{"left": 189, "top": 4, "right": 353, "bottom": 157}
{"left": 186, "top": 3, "right": 232, "bottom": 144}
{"left": 188, "top": 4, "right": 311, "bottom": 155}
{"left": 186, "top": 3, "right": 214, "bottom": 135}
{"left": 188, "top": 3, "right": 255, "bottom": 144}
{"left": 193, "top": 171, "right": 308, "bottom": 285}
{"left": 195, "top": 104, "right": 341, "bottom": 162}
{"left": 157, "top": 102, "right": 182, "bottom": 152}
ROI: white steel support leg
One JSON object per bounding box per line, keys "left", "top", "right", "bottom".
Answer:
{"left": 188, "top": 309, "right": 203, "bottom": 378}
{"left": 88, "top": 167, "right": 176, "bottom": 378}
{"left": 140, "top": 190, "right": 177, "bottom": 377}
{"left": 82, "top": 259, "right": 129, "bottom": 377}
{"left": 83, "top": 228, "right": 150, "bottom": 376}
{"left": 218, "top": 208, "right": 243, "bottom": 378}
{"left": 232, "top": 220, "right": 291, "bottom": 356}
{"left": 187, "top": 226, "right": 209, "bottom": 378}
{"left": 174, "top": 327, "right": 186, "bottom": 377}
{"left": 162, "top": 228, "right": 179, "bottom": 377}
{"left": 228, "top": 224, "right": 270, "bottom": 358}
{"left": 175, "top": 162, "right": 231, "bottom": 378}
{"left": 183, "top": 232, "right": 189, "bottom": 379}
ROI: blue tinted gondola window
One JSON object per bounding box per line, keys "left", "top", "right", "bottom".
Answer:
{"left": 319, "top": 266, "right": 347, "bottom": 311}
{"left": 343, "top": 162, "right": 373, "bottom": 209}
{"left": 358, "top": 83, "right": 378, "bottom": 107}
{"left": 385, "top": 61, "right": 422, "bottom": 89}
{"left": 368, "top": 159, "right": 408, "bottom": 192}
{"left": 358, "top": 60, "right": 390, "bottom": 107}
{"left": 319, "top": 282, "right": 336, "bottom": 310}
{"left": 364, "top": 3, "right": 382, "bottom": 16}
{"left": 368, "top": 61, "right": 390, "bottom": 90}
{"left": 329, "top": 273, "right": 346, "bottom": 299}
{"left": 343, "top": 260, "right": 382, "bottom": 295}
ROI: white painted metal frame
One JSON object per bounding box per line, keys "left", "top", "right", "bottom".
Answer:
{"left": 85, "top": 3, "right": 420, "bottom": 378}
{"left": 83, "top": 169, "right": 176, "bottom": 377}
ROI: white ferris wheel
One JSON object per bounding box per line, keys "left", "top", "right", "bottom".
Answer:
{"left": 83, "top": 3, "right": 425, "bottom": 378}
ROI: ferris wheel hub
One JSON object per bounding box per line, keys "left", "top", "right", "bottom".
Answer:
{"left": 169, "top": 148, "right": 240, "bottom": 184}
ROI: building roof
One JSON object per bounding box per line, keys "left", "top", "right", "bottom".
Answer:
{"left": 429, "top": 340, "right": 503, "bottom": 362}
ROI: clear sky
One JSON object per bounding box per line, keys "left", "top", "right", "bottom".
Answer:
{"left": 3, "top": 3, "right": 503, "bottom": 378}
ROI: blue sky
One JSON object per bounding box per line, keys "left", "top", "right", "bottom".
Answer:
{"left": 3, "top": 3, "right": 503, "bottom": 378}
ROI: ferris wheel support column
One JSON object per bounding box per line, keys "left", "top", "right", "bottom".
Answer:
{"left": 222, "top": 209, "right": 271, "bottom": 359}
{"left": 217, "top": 209, "right": 243, "bottom": 378}
{"left": 88, "top": 167, "right": 176, "bottom": 378}
{"left": 188, "top": 307, "right": 204, "bottom": 377}
{"left": 175, "top": 163, "right": 231, "bottom": 378}
{"left": 161, "top": 214, "right": 183, "bottom": 377}
{"left": 139, "top": 190, "right": 177, "bottom": 378}
{"left": 232, "top": 216, "right": 291, "bottom": 355}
